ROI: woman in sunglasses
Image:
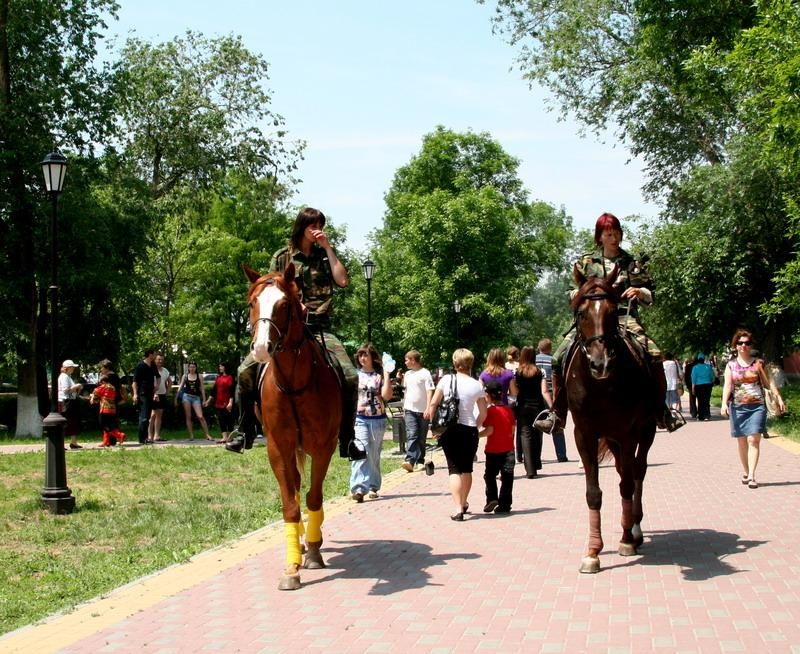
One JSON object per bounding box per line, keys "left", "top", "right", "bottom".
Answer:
{"left": 720, "top": 329, "right": 786, "bottom": 489}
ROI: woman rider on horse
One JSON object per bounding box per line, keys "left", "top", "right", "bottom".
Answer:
{"left": 227, "top": 207, "right": 359, "bottom": 456}
{"left": 542, "top": 212, "right": 685, "bottom": 434}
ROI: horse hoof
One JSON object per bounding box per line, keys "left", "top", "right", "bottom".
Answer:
{"left": 632, "top": 524, "right": 644, "bottom": 548}
{"left": 303, "top": 551, "right": 326, "bottom": 569}
{"left": 579, "top": 556, "right": 600, "bottom": 574}
{"left": 277, "top": 574, "right": 301, "bottom": 591}
{"left": 618, "top": 542, "right": 637, "bottom": 557}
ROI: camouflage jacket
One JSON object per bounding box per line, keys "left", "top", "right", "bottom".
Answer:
{"left": 570, "top": 248, "right": 653, "bottom": 317}
{"left": 269, "top": 244, "right": 337, "bottom": 328}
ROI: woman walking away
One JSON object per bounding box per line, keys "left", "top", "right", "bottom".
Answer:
{"left": 425, "top": 348, "right": 487, "bottom": 521}
{"left": 509, "top": 345, "right": 551, "bottom": 478}
{"left": 720, "top": 329, "right": 785, "bottom": 489}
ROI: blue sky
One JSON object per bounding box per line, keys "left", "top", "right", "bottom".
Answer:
{"left": 108, "top": 0, "right": 657, "bottom": 252}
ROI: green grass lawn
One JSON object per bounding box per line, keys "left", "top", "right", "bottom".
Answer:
{"left": 0, "top": 426, "right": 405, "bottom": 635}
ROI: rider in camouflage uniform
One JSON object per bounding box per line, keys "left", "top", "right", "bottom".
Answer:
{"left": 226, "top": 207, "right": 360, "bottom": 456}
{"left": 542, "top": 213, "right": 683, "bottom": 434}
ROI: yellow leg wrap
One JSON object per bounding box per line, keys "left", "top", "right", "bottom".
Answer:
{"left": 306, "top": 507, "right": 324, "bottom": 543}
{"left": 284, "top": 522, "right": 302, "bottom": 567}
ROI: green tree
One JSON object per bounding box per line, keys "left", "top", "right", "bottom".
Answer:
{"left": 109, "top": 32, "right": 305, "bottom": 371}
{"left": 0, "top": 0, "right": 120, "bottom": 435}
{"left": 371, "top": 127, "right": 571, "bottom": 366}
{"left": 485, "top": 0, "right": 800, "bottom": 360}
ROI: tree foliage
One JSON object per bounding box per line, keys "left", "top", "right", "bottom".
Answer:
{"left": 0, "top": 0, "right": 120, "bottom": 434}
{"left": 371, "top": 127, "right": 571, "bottom": 366}
{"left": 111, "top": 31, "right": 303, "bottom": 198}
{"left": 485, "top": 0, "right": 800, "bottom": 360}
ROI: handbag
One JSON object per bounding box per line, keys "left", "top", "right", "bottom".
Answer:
{"left": 765, "top": 388, "right": 784, "bottom": 418}
{"left": 431, "top": 374, "right": 459, "bottom": 436}
{"left": 756, "top": 360, "right": 784, "bottom": 418}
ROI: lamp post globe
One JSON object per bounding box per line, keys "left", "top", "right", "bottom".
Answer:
{"left": 362, "top": 259, "right": 375, "bottom": 344}
{"left": 40, "top": 150, "right": 75, "bottom": 514}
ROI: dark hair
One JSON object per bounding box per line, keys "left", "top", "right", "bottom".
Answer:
{"left": 355, "top": 343, "right": 381, "bottom": 372}
{"left": 594, "top": 212, "right": 623, "bottom": 247}
{"left": 143, "top": 348, "right": 155, "bottom": 358}
{"left": 290, "top": 207, "right": 326, "bottom": 250}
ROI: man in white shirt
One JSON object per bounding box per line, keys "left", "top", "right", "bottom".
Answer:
{"left": 401, "top": 351, "right": 435, "bottom": 472}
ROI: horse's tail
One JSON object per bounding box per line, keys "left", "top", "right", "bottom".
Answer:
{"left": 597, "top": 438, "right": 613, "bottom": 463}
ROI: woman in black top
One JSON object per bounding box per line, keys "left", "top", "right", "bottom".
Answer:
{"left": 509, "top": 346, "right": 552, "bottom": 478}
{"left": 176, "top": 362, "right": 212, "bottom": 440}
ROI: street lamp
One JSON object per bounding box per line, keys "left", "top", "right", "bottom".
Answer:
{"left": 362, "top": 259, "right": 375, "bottom": 344}
{"left": 40, "top": 150, "right": 75, "bottom": 514}
{"left": 453, "top": 299, "right": 461, "bottom": 345}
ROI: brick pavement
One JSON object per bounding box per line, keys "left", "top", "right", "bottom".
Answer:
{"left": 2, "top": 404, "right": 800, "bottom": 654}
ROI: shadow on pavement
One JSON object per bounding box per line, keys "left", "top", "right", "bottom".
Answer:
{"left": 600, "top": 528, "right": 767, "bottom": 581}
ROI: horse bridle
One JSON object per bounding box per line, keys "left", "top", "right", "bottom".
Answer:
{"left": 249, "top": 279, "right": 318, "bottom": 399}
{"left": 574, "top": 291, "right": 620, "bottom": 353}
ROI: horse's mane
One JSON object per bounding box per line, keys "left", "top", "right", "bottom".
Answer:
{"left": 570, "top": 275, "right": 620, "bottom": 312}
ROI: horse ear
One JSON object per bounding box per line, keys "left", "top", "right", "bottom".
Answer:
{"left": 284, "top": 262, "right": 296, "bottom": 285}
{"left": 573, "top": 263, "right": 586, "bottom": 287}
{"left": 242, "top": 264, "right": 262, "bottom": 283}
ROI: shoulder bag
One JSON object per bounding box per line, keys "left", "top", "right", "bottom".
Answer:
{"left": 756, "top": 360, "right": 784, "bottom": 418}
{"left": 431, "top": 374, "right": 459, "bottom": 436}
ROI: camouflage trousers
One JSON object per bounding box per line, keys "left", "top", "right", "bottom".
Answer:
{"left": 553, "top": 315, "right": 662, "bottom": 372}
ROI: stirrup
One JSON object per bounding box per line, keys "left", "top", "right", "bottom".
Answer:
{"left": 534, "top": 410, "right": 560, "bottom": 434}
{"left": 665, "top": 408, "right": 686, "bottom": 433}
{"left": 225, "top": 431, "right": 245, "bottom": 454}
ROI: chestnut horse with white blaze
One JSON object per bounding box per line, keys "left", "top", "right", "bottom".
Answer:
{"left": 565, "top": 264, "right": 658, "bottom": 573}
{"left": 244, "top": 263, "right": 341, "bottom": 590}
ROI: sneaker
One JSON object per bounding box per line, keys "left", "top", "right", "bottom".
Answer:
{"left": 494, "top": 506, "right": 511, "bottom": 514}
{"left": 68, "top": 443, "right": 83, "bottom": 450}
{"left": 368, "top": 490, "right": 379, "bottom": 499}
{"left": 401, "top": 461, "right": 414, "bottom": 473}
{"left": 351, "top": 492, "right": 364, "bottom": 503}
{"left": 483, "top": 500, "right": 499, "bottom": 513}
{"left": 425, "top": 461, "right": 435, "bottom": 476}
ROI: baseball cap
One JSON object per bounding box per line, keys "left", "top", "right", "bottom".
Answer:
{"left": 62, "top": 359, "right": 78, "bottom": 368}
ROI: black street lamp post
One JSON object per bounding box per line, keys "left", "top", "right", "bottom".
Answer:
{"left": 362, "top": 259, "right": 375, "bottom": 344}
{"left": 454, "top": 299, "right": 461, "bottom": 345}
{"left": 40, "top": 151, "right": 75, "bottom": 514}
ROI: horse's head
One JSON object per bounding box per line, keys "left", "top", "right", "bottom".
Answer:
{"left": 571, "top": 264, "right": 622, "bottom": 379}
{"left": 243, "top": 263, "right": 303, "bottom": 363}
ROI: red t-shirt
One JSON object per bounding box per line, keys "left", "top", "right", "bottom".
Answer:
{"left": 483, "top": 404, "right": 515, "bottom": 454}
{"left": 212, "top": 374, "right": 235, "bottom": 409}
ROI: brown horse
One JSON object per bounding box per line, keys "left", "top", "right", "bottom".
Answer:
{"left": 244, "top": 263, "right": 341, "bottom": 590}
{"left": 565, "top": 265, "right": 658, "bottom": 573}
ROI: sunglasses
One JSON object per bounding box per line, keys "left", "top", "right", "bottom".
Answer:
{"left": 737, "top": 340, "right": 752, "bottom": 346}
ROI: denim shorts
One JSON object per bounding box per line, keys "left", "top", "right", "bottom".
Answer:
{"left": 182, "top": 393, "right": 202, "bottom": 408}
